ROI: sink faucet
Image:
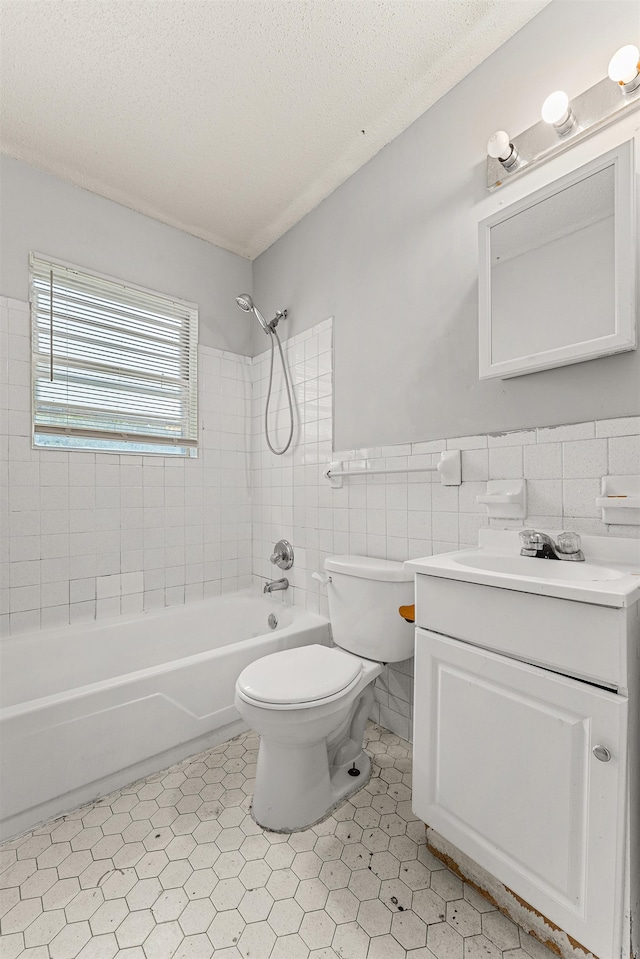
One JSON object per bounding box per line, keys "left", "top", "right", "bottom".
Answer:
{"left": 519, "top": 530, "right": 585, "bottom": 562}
{"left": 263, "top": 577, "right": 289, "bottom": 594}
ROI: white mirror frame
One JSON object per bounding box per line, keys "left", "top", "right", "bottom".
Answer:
{"left": 478, "top": 137, "right": 636, "bottom": 380}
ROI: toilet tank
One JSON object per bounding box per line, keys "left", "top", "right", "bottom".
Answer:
{"left": 324, "top": 555, "right": 414, "bottom": 663}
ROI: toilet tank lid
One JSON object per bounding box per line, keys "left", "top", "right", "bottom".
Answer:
{"left": 324, "top": 555, "right": 413, "bottom": 582}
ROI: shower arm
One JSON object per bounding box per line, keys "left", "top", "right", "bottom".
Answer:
{"left": 234, "top": 294, "right": 286, "bottom": 334}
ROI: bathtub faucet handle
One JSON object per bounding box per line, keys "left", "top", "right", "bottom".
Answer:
{"left": 270, "top": 539, "right": 294, "bottom": 570}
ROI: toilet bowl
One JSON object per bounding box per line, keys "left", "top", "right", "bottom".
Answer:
{"left": 234, "top": 555, "right": 414, "bottom": 831}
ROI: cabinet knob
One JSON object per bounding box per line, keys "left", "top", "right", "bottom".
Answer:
{"left": 592, "top": 745, "right": 612, "bottom": 763}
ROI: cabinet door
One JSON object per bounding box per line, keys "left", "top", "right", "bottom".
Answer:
{"left": 413, "top": 629, "right": 627, "bottom": 959}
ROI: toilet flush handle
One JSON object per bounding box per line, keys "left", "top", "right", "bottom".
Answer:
{"left": 312, "top": 571, "right": 332, "bottom": 586}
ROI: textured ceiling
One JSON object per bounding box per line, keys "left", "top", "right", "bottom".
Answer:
{"left": 0, "top": 0, "right": 550, "bottom": 259}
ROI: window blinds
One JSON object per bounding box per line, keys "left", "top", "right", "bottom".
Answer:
{"left": 30, "top": 254, "right": 198, "bottom": 453}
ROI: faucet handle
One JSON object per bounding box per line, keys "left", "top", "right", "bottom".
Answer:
{"left": 556, "top": 531, "right": 581, "bottom": 555}
{"left": 520, "top": 529, "right": 541, "bottom": 547}
{"left": 519, "top": 529, "right": 545, "bottom": 556}
{"left": 270, "top": 539, "right": 294, "bottom": 570}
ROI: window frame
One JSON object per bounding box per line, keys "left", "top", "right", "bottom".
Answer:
{"left": 29, "top": 252, "right": 199, "bottom": 457}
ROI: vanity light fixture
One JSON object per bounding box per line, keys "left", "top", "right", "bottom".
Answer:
{"left": 541, "top": 90, "right": 576, "bottom": 136}
{"left": 486, "top": 40, "right": 640, "bottom": 190}
{"left": 608, "top": 43, "right": 640, "bottom": 93}
{"left": 487, "top": 130, "right": 520, "bottom": 170}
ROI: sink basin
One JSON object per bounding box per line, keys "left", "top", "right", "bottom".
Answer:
{"left": 454, "top": 552, "right": 626, "bottom": 582}
{"left": 404, "top": 531, "right": 640, "bottom": 607}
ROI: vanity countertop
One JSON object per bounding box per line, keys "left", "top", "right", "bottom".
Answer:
{"left": 405, "top": 530, "right": 640, "bottom": 608}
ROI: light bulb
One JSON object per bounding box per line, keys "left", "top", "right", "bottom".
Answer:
{"left": 541, "top": 91, "right": 570, "bottom": 125}
{"left": 487, "top": 130, "right": 511, "bottom": 161}
{"left": 487, "top": 130, "right": 519, "bottom": 171}
{"left": 608, "top": 44, "right": 640, "bottom": 85}
{"left": 541, "top": 90, "right": 576, "bottom": 135}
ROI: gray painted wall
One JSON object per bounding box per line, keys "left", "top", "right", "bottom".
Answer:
{"left": 0, "top": 155, "right": 252, "bottom": 354}
{"left": 253, "top": 0, "right": 640, "bottom": 451}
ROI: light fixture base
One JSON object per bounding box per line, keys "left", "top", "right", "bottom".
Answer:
{"left": 621, "top": 72, "right": 640, "bottom": 95}
{"left": 500, "top": 145, "right": 520, "bottom": 171}
{"left": 487, "top": 74, "right": 640, "bottom": 190}
{"left": 552, "top": 107, "right": 577, "bottom": 137}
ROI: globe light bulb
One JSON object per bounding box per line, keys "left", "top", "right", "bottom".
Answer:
{"left": 541, "top": 90, "right": 570, "bottom": 125}
{"left": 487, "top": 131, "right": 512, "bottom": 161}
{"left": 486, "top": 130, "right": 519, "bottom": 171}
{"left": 608, "top": 44, "right": 640, "bottom": 86}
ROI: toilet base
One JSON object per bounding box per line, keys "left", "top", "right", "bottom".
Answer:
{"left": 240, "top": 670, "right": 381, "bottom": 833}
{"left": 251, "top": 745, "right": 372, "bottom": 833}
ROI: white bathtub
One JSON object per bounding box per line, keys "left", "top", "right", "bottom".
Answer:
{"left": 0, "top": 592, "right": 330, "bottom": 841}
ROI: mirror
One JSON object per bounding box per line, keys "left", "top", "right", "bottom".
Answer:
{"left": 478, "top": 139, "right": 636, "bottom": 379}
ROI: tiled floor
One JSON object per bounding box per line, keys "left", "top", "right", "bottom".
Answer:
{"left": 0, "top": 723, "right": 556, "bottom": 959}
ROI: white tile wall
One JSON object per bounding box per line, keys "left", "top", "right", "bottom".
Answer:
{"left": 0, "top": 297, "right": 252, "bottom": 637}
{"left": 250, "top": 317, "right": 640, "bottom": 740}
{"left": 3, "top": 299, "right": 639, "bottom": 739}
{"left": 250, "top": 317, "right": 334, "bottom": 608}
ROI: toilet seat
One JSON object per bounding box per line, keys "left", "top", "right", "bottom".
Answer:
{"left": 236, "top": 645, "right": 363, "bottom": 708}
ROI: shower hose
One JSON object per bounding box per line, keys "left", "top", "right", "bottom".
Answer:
{"left": 264, "top": 326, "right": 294, "bottom": 455}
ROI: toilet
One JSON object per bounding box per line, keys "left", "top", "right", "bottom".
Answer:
{"left": 234, "top": 555, "right": 414, "bottom": 831}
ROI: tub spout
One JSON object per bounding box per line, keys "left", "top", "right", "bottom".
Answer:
{"left": 263, "top": 577, "right": 289, "bottom": 594}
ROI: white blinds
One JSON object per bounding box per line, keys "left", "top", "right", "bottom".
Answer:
{"left": 30, "top": 254, "right": 198, "bottom": 453}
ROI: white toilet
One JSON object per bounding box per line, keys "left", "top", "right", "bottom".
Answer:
{"left": 234, "top": 555, "right": 414, "bottom": 831}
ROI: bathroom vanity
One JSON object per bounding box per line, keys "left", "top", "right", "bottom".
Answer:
{"left": 407, "top": 531, "right": 640, "bottom": 959}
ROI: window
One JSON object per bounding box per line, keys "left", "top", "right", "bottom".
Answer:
{"left": 30, "top": 253, "right": 198, "bottom": 456}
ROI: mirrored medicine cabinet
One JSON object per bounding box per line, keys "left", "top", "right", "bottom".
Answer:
{"left": 478, "top": 138, "right": 637, "bottom": 380}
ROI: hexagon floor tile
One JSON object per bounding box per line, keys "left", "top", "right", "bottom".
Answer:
{"left": 0, "top": 722, "right": 557, "bottom": 959}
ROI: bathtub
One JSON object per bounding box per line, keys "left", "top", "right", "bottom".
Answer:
{"left": 0, "top": 592, "right": 330, "bottom": 841}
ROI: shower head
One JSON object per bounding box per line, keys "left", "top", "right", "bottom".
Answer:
{"left": 235, "top": 294, "right": 287, "bottom": 334}
{"left": 235, "top": 292, "right": 269, "bottom": 332}
{"left": 235, "top": 294, "right": 254, "bottom": 313}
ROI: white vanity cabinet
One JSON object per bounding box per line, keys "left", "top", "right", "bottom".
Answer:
{"left": 408, "top": 532, "right": 640, "bottom": 959}
{"left": 413, "top": 628, "right": 627, "bottom": 959}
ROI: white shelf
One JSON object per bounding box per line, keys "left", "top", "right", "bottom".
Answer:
{"left": 596, "top": 496, "right": 640, "bottom": 509}
{"left": 477, "top": 480, "right": 527, "bottom": 519}
{"left": 598, "top": 475, "right": 640, "bottom": 526}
